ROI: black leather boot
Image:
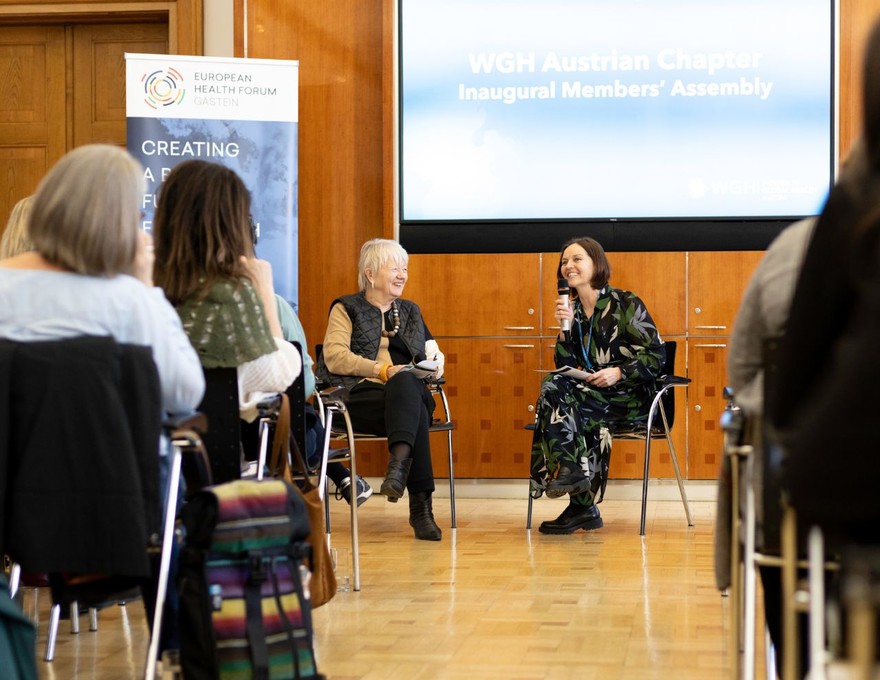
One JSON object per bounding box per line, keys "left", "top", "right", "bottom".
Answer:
{"left": 380, "top": 457, "right": 412, "bottom": 502}
{"left": 546, "top": 463, "right": 591, "bottom": 496}
{"left": 538, "top": 503, "right": 602, "bottom": 535}
{"left": 408, "top": 491, "right": 442, "bottom": 541}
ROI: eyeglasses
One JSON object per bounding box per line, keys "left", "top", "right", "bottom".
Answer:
{"left": 249, "top": 214, "right": 258, "bottom": 246}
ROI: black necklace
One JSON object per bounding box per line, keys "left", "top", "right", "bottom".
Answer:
{"left": 382, "top": 300, "right": 400, "bottom": 338}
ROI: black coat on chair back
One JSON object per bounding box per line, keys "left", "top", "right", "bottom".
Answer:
{"left": 0, "top": 336, "right": 161, "bottom": 578}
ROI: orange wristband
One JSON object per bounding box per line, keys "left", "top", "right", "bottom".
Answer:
{"left": 379, "top": 363, "right": 391, "bottom": 382}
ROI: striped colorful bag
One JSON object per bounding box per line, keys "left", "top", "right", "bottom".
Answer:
{"left": 178, "top": 478, "right": 325, "bottom": 680}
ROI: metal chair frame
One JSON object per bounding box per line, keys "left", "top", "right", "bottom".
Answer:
{"left": 526, "top": 340, "right": 693, "bottom": 536}
{"left": 314, "top": 380, "right": 456, "bottom": 592}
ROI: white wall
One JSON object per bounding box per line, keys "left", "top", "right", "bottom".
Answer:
{"left": 204, "top": 0, "right": 234, "bottom": 56}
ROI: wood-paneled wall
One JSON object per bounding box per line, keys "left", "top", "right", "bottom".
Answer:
{"left": 237, "top": 0, "right": 880, "bottom": 348}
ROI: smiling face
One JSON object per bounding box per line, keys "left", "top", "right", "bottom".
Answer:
{"left": 366, "top": 259, "right": 408, "bottom": 304}
{"left": 559, "top": 242, "right": 596, "bottom": 293}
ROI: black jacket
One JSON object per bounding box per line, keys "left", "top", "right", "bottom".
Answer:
{"left": 0, "top": 336, "right": 161, "bottom": 577}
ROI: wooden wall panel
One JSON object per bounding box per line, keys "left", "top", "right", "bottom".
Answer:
{"left": 405, "top": 253, "right": 541, "bottom": 338}
{"left": 838, "top": 0, "right": 880, "bottom": 157}
{"left": 239, "top": 0, "right": 388, "bottom": 346}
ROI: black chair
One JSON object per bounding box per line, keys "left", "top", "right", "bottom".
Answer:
{"left": 143, "top": 412, "right": 208, "bottom": 680}
{"left": 0, "top": 336, "right": 181, "bottom": 666}
{"left": 197, "top": 367, "right": 242, "bottom": 484}
{"left": 200, "top": 366, "right": 283, "bottom": 485}
{"left": 525, "top": 339, "right": 693, "bottom": 536}
{"left": 313, "top": 344, "right": 457, "bottom": 592}
{"left": 724, "top": 338, "right": 842, "bottom": 680}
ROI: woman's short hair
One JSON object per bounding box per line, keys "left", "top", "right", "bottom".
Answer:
{"left": 358, "top": 238, "right": 409, "bottom": 292}
{"left": 152, "top": 160, "right": 254, "bottom": 305}
{"left": 0, "top": 195, "right": 34, "bottom": 259}
{"left": 557, "top": 236, "right": 612, "bottom": 289}
{"left": 28, "top": 145, "right": 144, "bottom": 276}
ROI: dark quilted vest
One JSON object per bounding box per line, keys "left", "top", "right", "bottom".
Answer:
{"left": 317, "top": 293, "right": 426, "bottom": 390}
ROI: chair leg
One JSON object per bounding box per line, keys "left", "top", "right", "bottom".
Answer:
{"left": 660, "top": 401, "right": 693, "bottom": 528}
{"left": 340, "top": 408, "right": 361, "bottom": 592}
{"left": 640, "top": 399, "right": 693, "bottom": 535}
{"left": 728, "top": 453, "right": 744, "bottom": 680}
{"left": 8, "top": 562, "right": 20, "bottom": 599}
{"left": 321, "top": 412, "right": 334, "bottom": 535}
{"left": 256, "top": 415, "right": 272, "bottom": 481}
{"left": 807, "top": 527, "right": 826, "bottom": 679}
{"left": 88, "top": 607, "right": 98, "bottom": 632}
{"left": 639, "top": 434, "right": 653, "bottom": 536}
{"left": 70, "top": 602, "right": 79, "bottom": 634}
{"left": 446, "top": 428, "right": 456, "bottom": 529}
{"left": 526, "top": 487, "right": 533, "bottom": 531}
{"left": 781, "top": 506, "right": 800, "bottom": 680}
{"left": 765, "top": 624, "right": 778, "bottom": 680}
{"left": 145, "top": 443, "right": 183, "bottom": 680}
{"left": 324, "top": 477, "right": 332, "bottom": 538}
{"left": 45, "top": 603, "right": 60, "bottom": 661}
{"left": 743, "top": 451, "right": 759, "bottom": 680}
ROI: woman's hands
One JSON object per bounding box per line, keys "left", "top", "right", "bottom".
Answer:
{"left": 555, "top": 298, "right": 574, "bottom": 337}
{"left": 584, "top": 366, "right": 624, "bottom": 389}
{"left": 240, "top": 256, "right": 284, "bottom": 338}
{"left": 240, "top": 255, "right": 274, "bottom": 297}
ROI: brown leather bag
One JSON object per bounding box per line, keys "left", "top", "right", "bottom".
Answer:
{"left": 270, "top": 394, "right": 337, "bottom": 607}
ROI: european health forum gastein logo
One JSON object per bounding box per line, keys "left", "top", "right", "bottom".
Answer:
{"left": 141, "top": 67, "right": 186, "bottom": 108}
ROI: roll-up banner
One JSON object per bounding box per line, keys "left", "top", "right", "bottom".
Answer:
{"left": 125, "top": 53, "right": 299, "bottom": 306}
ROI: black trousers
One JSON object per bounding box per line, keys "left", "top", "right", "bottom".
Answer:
{"left": 346, "top": 372, "right": 436, "bottom": 494}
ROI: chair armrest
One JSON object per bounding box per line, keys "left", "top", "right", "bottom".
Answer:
{"left": 660, "top": 375, "right": 691, "bottom": 387}
{"left": 319, "top": 385, "right": 350, "bottom": 404}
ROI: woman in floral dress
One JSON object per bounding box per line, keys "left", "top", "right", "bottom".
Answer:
{"left": 530, "top": 237, "right": 666, "bottom": 534}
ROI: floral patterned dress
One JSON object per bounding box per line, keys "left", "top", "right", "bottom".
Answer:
{"left": 530, "top": 285, "right": 666, "bottom": 507}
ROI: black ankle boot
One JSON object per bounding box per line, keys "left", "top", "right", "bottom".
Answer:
{"left": 408, "top": 491, "right": 442, "bottom": 541}
{"left": 380, "top": 457, "right": 412, "bottom": 501}
{"left": 546, "top": 463, "right": 591, "bottom": 496}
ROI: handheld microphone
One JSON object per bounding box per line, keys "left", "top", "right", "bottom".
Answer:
{"left": 557, "top": 278, "right": 571, "bottom": 334}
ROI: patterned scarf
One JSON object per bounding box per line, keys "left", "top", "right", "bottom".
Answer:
{"left": 176, "top": 278, "right": 277, "bottom": 368}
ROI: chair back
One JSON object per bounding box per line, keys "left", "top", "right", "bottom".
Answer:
{"left": 1, "top": 336, "right": 161, "bottom": 578}
{"left": 761, "top": 336, "right": 784, "bottom": 552}
{"left": 656, "top": 340, "right": 678, "bottom": 432}
{"left": 197, "top": 367, "right": 241, "bottom": 484}
{"left": 286, "top": 341, "right": 308, "bottom": 461}
{"left": 607, "top": 340, "right": 679, "bottom": 439}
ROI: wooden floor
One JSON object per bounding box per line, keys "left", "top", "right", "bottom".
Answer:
{"left": 23, "top": 493, "right": 748, "bottom": 679}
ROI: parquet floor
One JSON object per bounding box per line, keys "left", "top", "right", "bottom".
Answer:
{"left": 23, "top": 489, "right": 747, "bottom": 679}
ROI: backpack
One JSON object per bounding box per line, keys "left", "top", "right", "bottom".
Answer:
{"left": 178, "top": 478, "right": 324, "bottom": 680}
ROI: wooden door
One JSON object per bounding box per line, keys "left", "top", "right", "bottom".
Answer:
{"left": 0, "top": 26, "right": 67, "bottom": 230}
{"left": 0, "top": 20, "right": 169, "bottom": 241}
{"left": 688, "top": 251, "right": 764, "bottom": 336}
{"left": 440, "top": 337, "right": 541, "bottom": 478}
{"left": 687, "top": 340, "right": 729, "bottom": 479}
{"left": 71, "top": 23, "right": 169, "bottom": 147}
